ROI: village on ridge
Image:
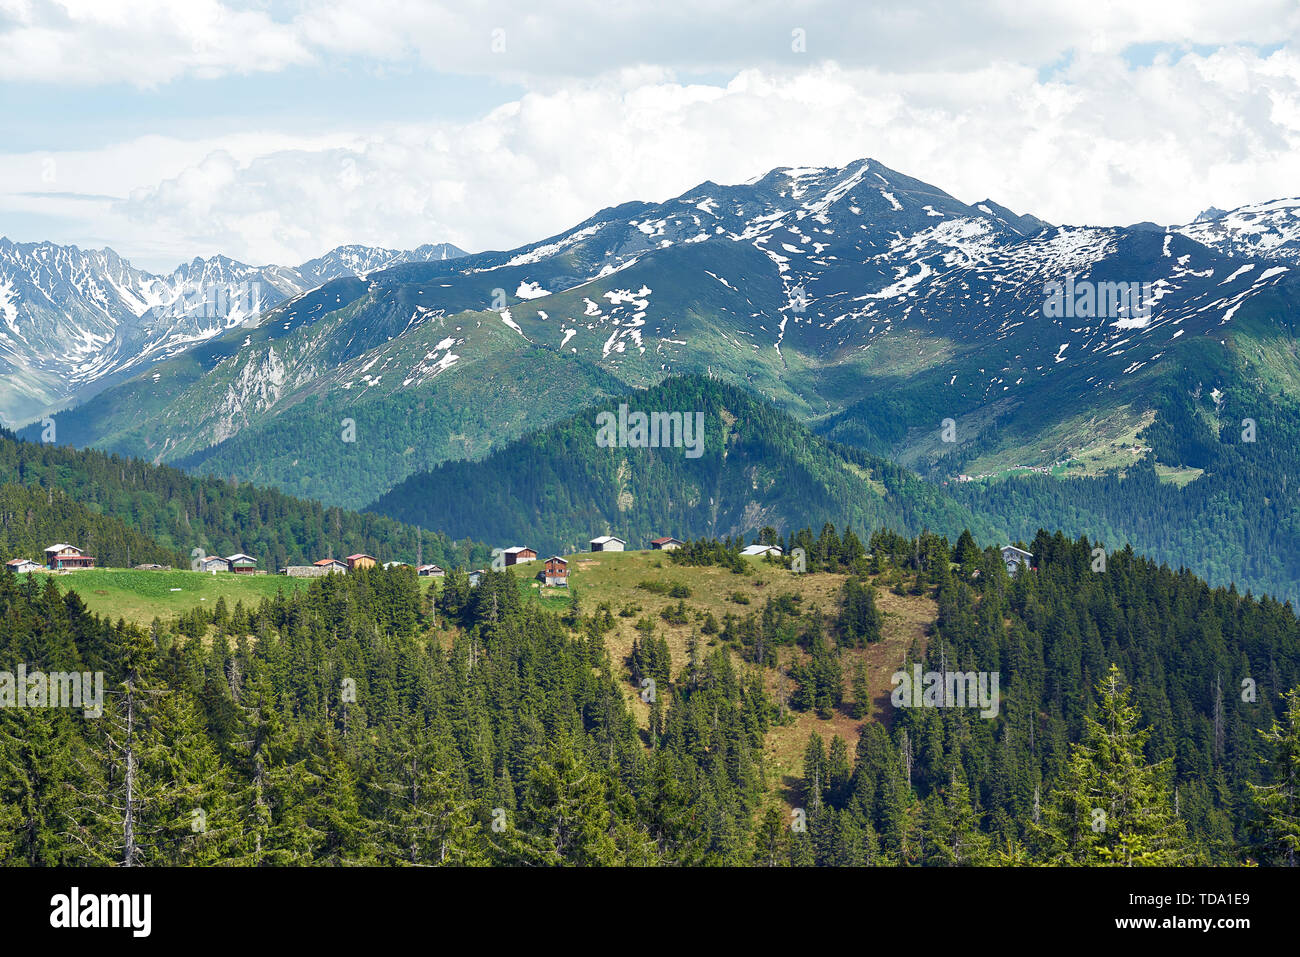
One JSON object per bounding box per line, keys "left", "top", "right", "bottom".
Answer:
{"left": 5, "top": 538, "right": 1034, "bottom": 584}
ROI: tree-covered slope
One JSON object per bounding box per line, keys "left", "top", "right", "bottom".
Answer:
{"left": 949, "top": 312, "right": 1300, "bottom": 603}
{"left": 368, "top": 375, "right": 997, "bottom": 555}
{"left": 169, "top": 334, "right": 629, "bottom": 509}
{"left": 2, "top": 528, "right": 1297, "bottom": 866}
{"left": 0, "top": 482, "right": 179, "bottom": 568}
{"left": 0, "top": 427, "right": 485, "bottom": 571}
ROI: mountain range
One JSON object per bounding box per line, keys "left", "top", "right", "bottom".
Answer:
{"left": 7, "top": 158, "right": 1300, "bottom": 599}
{"left": 0, "top": 238, "right": 465, "bottom": 424}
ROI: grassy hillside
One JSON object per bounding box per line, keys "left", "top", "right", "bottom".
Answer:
{"left": 37, "top": 540, "right": 934, "bottom": 796}
{"left": 18, "top": 526, "right": 1299, "bottom": 866}
{"left": 42, "top": 543, "right": 936, "bottom": 807}
{"left": 32, "top": 567, "right": 314, "bottom": 625}
{"left": 554, "top": 547, "right": 935, "bottom": 800}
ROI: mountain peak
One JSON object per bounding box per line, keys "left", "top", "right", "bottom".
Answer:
{"left": 1175, "top": 197, "right": 1300, "bottom": 265}
{"left": 971, "top": 198, "right": 1053, "bottom": 235}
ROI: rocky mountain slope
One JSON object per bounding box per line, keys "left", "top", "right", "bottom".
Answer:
{"left": 0, "top": 238, "right": 465, "bottom": 424}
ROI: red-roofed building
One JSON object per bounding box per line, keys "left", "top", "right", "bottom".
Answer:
{"left": 44, "top": 544, "right": 95, "bottom": 570}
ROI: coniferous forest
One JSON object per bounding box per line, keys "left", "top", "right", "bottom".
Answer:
{"left": 2, "top": 526, "right": 1297, "bottom": 867}
{"left": 0, "top": 428, "right": 488, "bottom": 571}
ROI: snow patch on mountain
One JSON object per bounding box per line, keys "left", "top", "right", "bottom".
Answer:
{"left": 515, "top": 280, "right": 551, "bottom": 299}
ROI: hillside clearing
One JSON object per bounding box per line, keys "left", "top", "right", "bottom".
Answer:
{"left": 556, "top": 549, "right": 938, "bottom": 809}
{"left": 36, "top": 568, "right": 312, "bottom": 625}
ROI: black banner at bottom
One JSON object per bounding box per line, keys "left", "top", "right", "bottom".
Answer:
{"left": 0, "top": 865, "right": 1281, "bottom": 944}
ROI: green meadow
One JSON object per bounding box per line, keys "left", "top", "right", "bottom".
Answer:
{"left": 30, "top": 568, "right": 313, "bottom": 625}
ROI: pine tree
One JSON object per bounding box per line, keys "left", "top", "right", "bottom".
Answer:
{"left": 0, "top": 707, "right": 93, "bottom": 865}
{"left": 851, "top": 659, "right": 870, "bottom": 719}
{"left": 752, "top": 805, "right": 787, "bottom": 865}
{"left": 517, "top": 734, "right": 620, "bottom": 865}
{"left": 802, "top": 733, "right": 827, "bottom": 811}
{"left": 370, "top": 720, "right": 484, "bottom": 865}
{"left": 1248, "top": 687, "right": 1300, "bottom": 866}
{"left": 63, "top": 625, "right": 239, "bottom": 865}
{"left": 287, "top": 721, "right": 378, "bottom": 865}
{"left": 1033, "top": 665, "right": 1190, "bottom": 866}
{"left": 922, "top": 768, "right": 992, "bottom": 865}
{"left": 227, "top": 669, "right": 312, "bottom": 865}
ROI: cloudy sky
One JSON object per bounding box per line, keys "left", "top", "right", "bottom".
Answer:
{"left": 2, "top": 0, "right": 1300, "bottom": 272}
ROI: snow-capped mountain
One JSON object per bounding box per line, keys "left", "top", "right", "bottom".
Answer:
{"left": 294, "top": 243, "right": 464, "bottom": 288}
{"left": 335, "top": 157, "right": 1284, "bottom": 406}
{"left": 0, "top": 239, "right": 467, "bottom": 425}
{"left": 21, "top": 158, "right": 1300, "bottom": 513}
{"left": 1174, "top": 198, "right": 1300, "bottom": 265}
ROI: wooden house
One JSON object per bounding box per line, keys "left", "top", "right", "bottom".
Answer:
{"left": 542, "top": 556, "right": 569, "bottom": 586}
{"left": 502, "top": 547, "right": 537, "bottom": 566}
{"left": 1000, "top": 545, "right": 1033, "bottom": 577}
{"left": 313, "top": 558, "right": 348, "bottom": 573}
{"left": 417, "top": 564, "right": 445, "bottom": 577}
{"left": 199, "top": 555, "right": 230, "bottom": 573}
{"left": 226, "top": 553, "right": 258, "bottom": 574}
{"left": 589, "top": 536, "right": 626, "bottom": 552}
{"left": 650, "top": 537, "right": 684, "bottom": 551}
{"left": 346, "top": 553, "right": 376, "bottom": 570}
{"left": 44, "top": 544, "right": 95, "bottom": 570}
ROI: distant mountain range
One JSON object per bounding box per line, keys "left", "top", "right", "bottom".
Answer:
{"left": 1178, "top": 199, "right": 1300, "bottom": 265}
{"left": 0, "top": 238, "right": 466, "bottom": 424}
{"left": 9, "top": 158, "right": 1300, "bottom": 599}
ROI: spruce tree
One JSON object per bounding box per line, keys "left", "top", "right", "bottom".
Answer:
{"left": 1033, "top": 665, "right": 1189, "bottom": 866}
{"left": 1248, "top": 687, "right": 1300, "bottom": 866}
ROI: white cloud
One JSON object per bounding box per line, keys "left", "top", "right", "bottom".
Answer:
{"left": 4, "top": 2, "right": 1300, "bottom": 270}
{"left": 0, "top": 129, "right": 362, "bottom": 266}
{"left": 3, "top": 0, "right": 1298, "bottom": 86}
{"left": 89, "top": 49, "right": 1300, "bottom": 267}
{"left": 0, "top": 0, "right": 311, "bottom": 86}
